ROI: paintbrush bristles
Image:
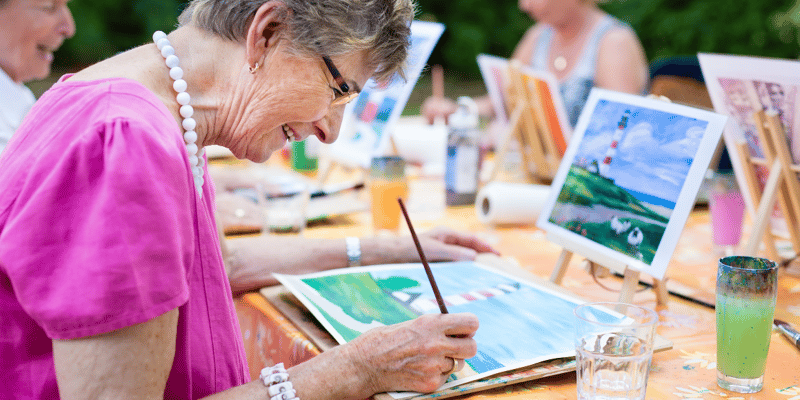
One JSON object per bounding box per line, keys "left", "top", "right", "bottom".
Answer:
{"left": 397, "top": 197, "right": 449, "bottom": 314}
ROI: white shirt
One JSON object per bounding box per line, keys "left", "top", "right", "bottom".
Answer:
{"left": 0, "top": 68, "right": 37, "bottom": 155}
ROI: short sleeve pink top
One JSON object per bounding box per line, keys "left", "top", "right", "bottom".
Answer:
{"left": 0, "top": 78, "right": 249, "bottom": 399}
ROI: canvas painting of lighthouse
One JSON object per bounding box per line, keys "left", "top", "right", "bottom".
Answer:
{"left": 275, "top": 261, "right": 624, "bottom": 397}
{"left": 537, "top": 89, "right": 727, "bottom": 280}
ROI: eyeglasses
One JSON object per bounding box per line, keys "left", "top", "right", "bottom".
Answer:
{"left": 322, "top": 56, "right": 360, "bottom": 107}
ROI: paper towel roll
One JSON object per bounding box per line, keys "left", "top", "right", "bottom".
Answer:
{"left": 476, "top": 182, "right": 551, "bottom": 225}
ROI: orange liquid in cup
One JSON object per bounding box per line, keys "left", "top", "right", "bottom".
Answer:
{"left": 370, "top": 179, "right": 409, "bottom": 231}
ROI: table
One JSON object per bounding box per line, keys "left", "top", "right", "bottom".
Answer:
{"left": 227, "top": 160, "right": 800, "bottom": 399}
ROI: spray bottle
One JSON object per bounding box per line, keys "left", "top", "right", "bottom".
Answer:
{"left": 445, "top": 96, "right": 481, "bottom": 206}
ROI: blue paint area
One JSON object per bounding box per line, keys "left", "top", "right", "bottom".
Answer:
{"left": 368, "top": 262, "right": 625, "bottom": 374}
{"left": 624, "top": 187, "right": 676, "bottom": 209}
{"left": 469, "top": 350, "right": 504, "bottom": 372}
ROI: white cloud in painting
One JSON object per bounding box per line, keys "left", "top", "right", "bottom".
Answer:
{"left": 581, "top": 129, "right": 615, "bottom": 160}
{"left": 652, "top": 163, "right": 686, "bottom": 186}
{"left": 660, "top": 126, "right": 704, "bottom": 158}
{"left": 612, "top": 121, "right": 699, "bottom": 196}
{"left": 618, "top": 122, "right": 657, "bottom": 162}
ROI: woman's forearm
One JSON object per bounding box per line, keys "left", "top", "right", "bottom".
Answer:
{"left": 224, "top": 235, "right": 351, "bottom": 294}
{"left": 222, "top": 227, "right": 495, "bottom": 294}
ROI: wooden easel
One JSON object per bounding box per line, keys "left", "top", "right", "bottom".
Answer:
{"left": 548, "top": 249, "right": 669, "bottom": 307}
{"left": 737, "top": 109, "right": 800, "bottom": 261}
{"left": 488, "top": 60, "right": 562, "bottom": 183}
{"left": 316, "top": 153, "right": 366, "bottom": 186}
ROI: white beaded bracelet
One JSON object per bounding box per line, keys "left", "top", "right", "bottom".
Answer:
{"left": 259, "top": 363, "right": 299, "bottom": 400}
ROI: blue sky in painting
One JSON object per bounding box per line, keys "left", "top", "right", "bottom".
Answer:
{"left": 369, "top": 262, "right": 621, "bottom": 373}
{"left": 574, "top": 100, "right": 709, "bottom": 203}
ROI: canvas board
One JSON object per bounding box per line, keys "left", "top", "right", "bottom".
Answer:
{"left": 536, "top": 88, "right": 727, "bottom": 280}
{"left": 698, "top": 53, "right": 800, "bottom": 238}
{"left": 476, "top": 54, "right": 512, "bottom": 125}
{"left": 325, "top": 21, "right": 444, "bottom": 168}
{"left": 274, "top": 261, "right": 625, "bottom": 398}
{"left": 476, "top": 54, "right": 572, "bottom": 147}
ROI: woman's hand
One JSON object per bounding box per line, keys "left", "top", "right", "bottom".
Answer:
{"left": 289, "top": 313, "right": 479, "bottom": 399}
{"left": 361, "top": 226, "right": 500, "bottom": 266}
{"left": 215, "top": 192, "right": 264, "bottom": 235}
{"left": 417, "top": 226, "right": 501, "bottom": 261}
{"left": 420, "top": 96, "right": 457, "bottom": 125}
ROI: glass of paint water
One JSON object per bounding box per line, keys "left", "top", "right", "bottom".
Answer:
{"left": 369, "top": 156, "right": 408, "bottom": 232}
{"left": 255, "top": 181, "right": 310, "bottom": 234}
{"left": 709, "top": 171, "right": 745, "bottom": 255}
{"left": 574, "top": 302, "right": 658, "bottom": 400}
{"left": 716, "top": 256, "right": 778, "bottom": 393}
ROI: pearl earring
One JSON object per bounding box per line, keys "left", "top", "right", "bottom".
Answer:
{"left": 249, "top": 62, "right": 260, "bottom": 74}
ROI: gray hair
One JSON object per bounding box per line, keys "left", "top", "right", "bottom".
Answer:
{"left": 178, "top": 0, "right": 415, "bottom": 83}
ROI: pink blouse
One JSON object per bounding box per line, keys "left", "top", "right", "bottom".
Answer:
{"left": 0, "top": 78, "right": 249, "bottom": 399}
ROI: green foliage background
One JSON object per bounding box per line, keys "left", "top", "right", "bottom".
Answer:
{"left": 54, "top": 0, "right": 800, "bottom": 78}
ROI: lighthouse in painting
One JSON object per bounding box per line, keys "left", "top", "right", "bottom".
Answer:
{"left": 390, "top": 282, "right": 522, "bottom": 314}
{"left": 598, "top": 110, "right": 631, "bottom": 177}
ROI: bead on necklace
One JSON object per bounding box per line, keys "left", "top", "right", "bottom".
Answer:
{"left": 153, "top": 30, "right": 205, "bottom": 197}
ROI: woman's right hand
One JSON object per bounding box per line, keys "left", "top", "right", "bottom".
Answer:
{"left": 420, "top": 96, "right": 457, "bottom": 125}
{"left": 288, "top": 313, "right": 479, "bottom": 399}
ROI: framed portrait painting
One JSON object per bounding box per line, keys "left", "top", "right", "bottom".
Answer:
{"left": 698, "top": 53, "right": 800, "bottom": 239}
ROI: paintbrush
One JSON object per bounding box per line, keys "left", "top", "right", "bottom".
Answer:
{"left": 397, "top": 197, "right": 449, "bottom": 314}
{"left": 774, "top": 318, "right": 800, "bottom": 351}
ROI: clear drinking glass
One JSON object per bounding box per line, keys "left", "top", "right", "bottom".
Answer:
{"left": 574, "top": 302, "right": 659, "bottom": 400}
{"left": 369, "top": 156, "right": 408, "bottom": 233}
{"left": 255, "top": 181, "right": 310, "bottom": 234}
{"left": 716, "top": 256, "right": 778, "bottom": 393}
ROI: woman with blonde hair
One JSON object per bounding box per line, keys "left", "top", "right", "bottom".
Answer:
{"left": 0, "top": 1, "right": 479, "bottom": 399}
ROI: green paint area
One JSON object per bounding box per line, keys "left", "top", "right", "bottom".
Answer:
{"left": 303, "top": 273, "right": 420, "bottom": 342}
{"left": 716, "top": 294, "right": 775, "bottom": 379}
{"left": 377, "top": 276, "right": 420, "bottom": 292}
{"left": 557, "top": 166, "right": 668, "bottom": 223}
{"left": 550, "top": 165, "right": 669, "bottom": 264}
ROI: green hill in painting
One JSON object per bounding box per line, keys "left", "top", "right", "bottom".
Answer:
{"left": 557, "top": 165, "right": 669, "bottom": 224}
{"left": 549, "top": 165, "right": 671, "bottom": 264}
{"left": 303, "top": 273, "right": 419, "bottom": 342}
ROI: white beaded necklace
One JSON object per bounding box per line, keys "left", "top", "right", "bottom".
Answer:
{"left": 152, "top": 30, "right": 205, "bottom": 197}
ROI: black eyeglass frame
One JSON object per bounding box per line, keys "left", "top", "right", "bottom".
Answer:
{"left": 322, "top": 55, "right": 360, "bottom": 106}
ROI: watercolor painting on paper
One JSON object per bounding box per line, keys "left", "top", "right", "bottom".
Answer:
{"left": 275, "top": 261, "right": 622, "bottom": 397}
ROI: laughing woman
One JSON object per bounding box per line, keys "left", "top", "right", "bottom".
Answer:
{"left": 0, "top": 0, "right": 75, "bottom": 155}
{"left": 0, "top": 1, "right": 478, "bottom": 399}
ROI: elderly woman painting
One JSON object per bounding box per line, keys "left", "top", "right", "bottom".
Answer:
{"left": 0, "top": 0, "right": 479, "bottom": 399}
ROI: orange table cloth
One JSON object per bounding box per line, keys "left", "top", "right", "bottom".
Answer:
{"left": 226, "top": 169, "right": 800, "bottom": 399}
